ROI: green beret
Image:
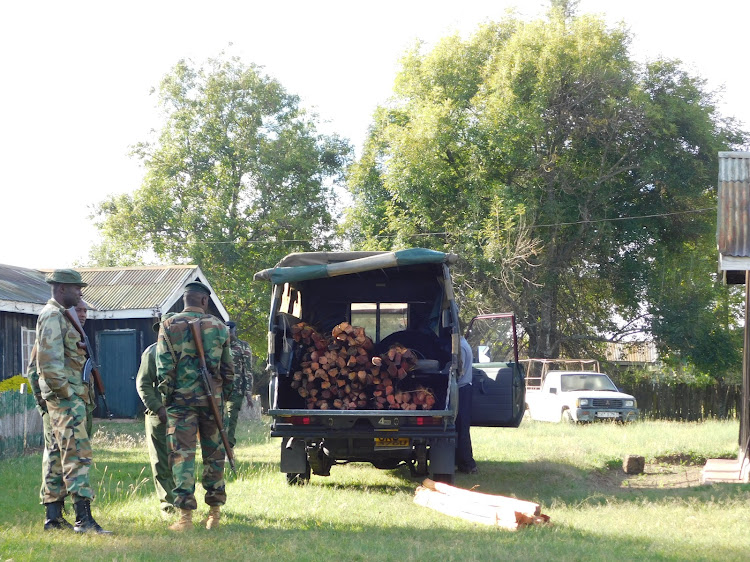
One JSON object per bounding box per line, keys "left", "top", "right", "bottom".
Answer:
{"left": 45, "top": 269, "right": 88, "bottom": 287}
{"left": 184, "top": 281, "right": 211, "bottom": 296}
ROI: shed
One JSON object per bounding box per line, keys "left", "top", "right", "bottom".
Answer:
{"left": 1, "top": 264, "right": 228, "bottom": 419}
{"left": 715, "top": 151, "right": 750, "bottom": 481}
{"left": 0, "top": 264, "right": 50, "bottom": 380}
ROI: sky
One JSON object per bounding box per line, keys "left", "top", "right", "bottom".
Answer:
{"left": 2, "top": 0, "right": 749, "bottom": 270}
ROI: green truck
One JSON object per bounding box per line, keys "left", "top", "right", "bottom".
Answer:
{"left": 254, "top": 249, "right": 525, "bottom": 484}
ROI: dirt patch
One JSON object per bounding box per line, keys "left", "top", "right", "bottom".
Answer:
{"left": 592, "top": 462, "right": 705, "bottom": 491}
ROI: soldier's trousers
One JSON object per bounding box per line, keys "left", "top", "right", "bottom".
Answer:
{"left": 223, "top": 392, "right": 244, "bottom": 449}
{"left": 39, "top": 410, "right": 58, "bottom": 503}
{"left": 145, "top": 412, "right": 176, "bottom": 510}
{"left": 44, "top": 395, "right": 94, "bottom": 503}
{"left": 167, "top": 404, "right": 226, "bottom": 510}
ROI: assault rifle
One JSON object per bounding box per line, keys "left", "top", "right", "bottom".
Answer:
{"left": 64, "top": 308, "right": 113, "bottom": 418}
{"left": 188, "top": 318, "right": 237, "bottom": 476}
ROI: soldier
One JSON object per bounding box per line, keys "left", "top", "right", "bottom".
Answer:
{"left": 28, "top": 299, "right": 96, "bottom": 529}
{"left": 35, "top": 269, "right": 111, "bottom": 534}
{"left": 223, "top": 321, "right": 254, "bottom": 451}
{"left": 156, "top": 281, "right": 234, "bottom": 531}
{"left": 135, "top": 314, "right": 176, "bottom": 515}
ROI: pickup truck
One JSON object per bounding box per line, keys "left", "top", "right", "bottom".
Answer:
{"left": 254, "top": 249, "right": 525, "bottom": 484}
{"left": 522, "top": 359, "right": 639, "bottom": 423}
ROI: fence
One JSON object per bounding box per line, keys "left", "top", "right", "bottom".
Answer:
{"left": 627, "top": 381, "right": 743, "bottom": 421}
{"left": 0, "top": 390, "right": 43, "bottom": 459}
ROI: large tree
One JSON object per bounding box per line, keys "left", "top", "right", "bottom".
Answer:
{"left": 344, "top": 6, "right": 745, "bottom": 367}
{"left": 92, "top": 54, "right": 351, "bottom": 351}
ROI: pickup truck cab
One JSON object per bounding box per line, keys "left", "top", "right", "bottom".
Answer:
{"left": 523, "top": 359, "right": 638, "bottom": 423}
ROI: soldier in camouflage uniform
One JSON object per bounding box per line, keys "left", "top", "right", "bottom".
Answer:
{"left": 35, "top": 269, "right": 110, "bottom": 534}
{"left": 135, "top": 314, "right": 176, "bottom": 515}
{"left": 28, "top": 300, "right": 96, "bottom": 528}
{"left": 156, "top": 281, "right": 234, "bottom": 531}
{"left": 223, "top": 321, "right": 253, "bottom": 450}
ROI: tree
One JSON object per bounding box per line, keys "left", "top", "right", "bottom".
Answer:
{"left": 92, "top": 54, "right": 351, "bottom": 351}
{"left": 344, "top": 6, "right": 746, "bottom": 367}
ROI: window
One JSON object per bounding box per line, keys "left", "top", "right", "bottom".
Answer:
{"left": 351, "top": 303, "right": 408, "bottom": 342}
{"left": 21, "top": 326, "right": 36, "bottom": 373}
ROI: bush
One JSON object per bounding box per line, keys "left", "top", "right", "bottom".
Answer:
{"left": 0, "top": 375, "right": 32, "bottom": 394}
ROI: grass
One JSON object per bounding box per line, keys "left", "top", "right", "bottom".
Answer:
{"left": 1, "top": 418, "right": 748, "bottom": 561}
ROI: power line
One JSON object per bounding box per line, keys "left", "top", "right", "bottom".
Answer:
{"left": 168, "top": 207, "right": 715, "bottom": 245}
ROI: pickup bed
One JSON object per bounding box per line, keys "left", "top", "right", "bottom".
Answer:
{"left": 254, "top": 249, "right": 524, "bottom": 484}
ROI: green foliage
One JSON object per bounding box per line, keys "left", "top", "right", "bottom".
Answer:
{"left": 91, "top": 53, "right": 352, "bottom": 351}
{"left": 343, "top": 7, "right": 747, "bottom": 379}
{"left": 0, "top": 375, "right": 31, "bottom": 394}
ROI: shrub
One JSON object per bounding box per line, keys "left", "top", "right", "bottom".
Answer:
{"left": 0, "top": 375, "right": 32, "bottom": 394}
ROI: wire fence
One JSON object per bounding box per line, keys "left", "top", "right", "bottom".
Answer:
{"left": 0, "top": 390, "right": 43, "bottom": 459}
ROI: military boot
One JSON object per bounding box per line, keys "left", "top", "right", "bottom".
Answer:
{"left": 203, "top": 505, "right": 221, "bottom": 529}
{"left": 169, "top": 508, "right": 193, "bottom": 531}
{"left": 43, "top": 501, "right": 73, "bottom": 531}
{"left": 73, "top": 499, "right": 112, "bottom": 535}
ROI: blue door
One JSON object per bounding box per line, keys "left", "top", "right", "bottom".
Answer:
{"left": 95, "top": 330, "right": 139, "bottom": 418}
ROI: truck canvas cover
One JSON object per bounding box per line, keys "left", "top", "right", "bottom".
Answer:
{"left": 254, "top": 248, "right": 458, "bottom": 284}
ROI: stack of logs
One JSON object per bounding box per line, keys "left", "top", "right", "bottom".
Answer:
{"left": 289, "top": 321, "right": 437, "bottom": 410}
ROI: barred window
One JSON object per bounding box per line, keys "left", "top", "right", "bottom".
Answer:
{"left": 21, "top": 326, "right": 36, "bottom": 373}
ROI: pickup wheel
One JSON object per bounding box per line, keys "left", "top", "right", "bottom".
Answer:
{"left": 561, "top": 409, "right": 575, "bottom": 424}
{"left": 286, "top": 462, "right": 311, "bottom": 485}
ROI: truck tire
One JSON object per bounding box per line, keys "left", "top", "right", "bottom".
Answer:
{"left": 561, "top": 409, "right": 575, "bottom": 424}
{"left": 286, "top": 462, "right": 311, "bottom": 485}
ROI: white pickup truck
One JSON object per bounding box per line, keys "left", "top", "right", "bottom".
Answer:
{"left": 523, "top": 359, "right": 639, "bottom": 423}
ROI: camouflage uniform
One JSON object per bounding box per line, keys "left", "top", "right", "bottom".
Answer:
{"left": 156, "top": 307, "right": 234, "bottom": 511}
{"left": 223, "top": 336, "right": 253, "bottom": 449}
{"left": 136, "top": 342, "right": 176, "bottom": 511}
{"left": 35, "top": 298, "right": 94, "bottom": 503}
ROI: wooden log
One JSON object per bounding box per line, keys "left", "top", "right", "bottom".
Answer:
{"left": 414, "top": 480, "right": 550, "bottom": 530}
{"left": 421, "top": 479, "right": 541, "bottom": 516}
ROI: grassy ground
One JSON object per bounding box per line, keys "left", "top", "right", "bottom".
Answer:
{"left": 1, "top": 418, "right": 748, "bottom": 561}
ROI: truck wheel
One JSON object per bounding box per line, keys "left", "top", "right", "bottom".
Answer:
{"left": 561, "top": 410, "right": 575, "bottom": 424}
{"left": 286, "top": 463, "right": 311, "bottom": 485}
{"left": 432, "top": 473, "right": 455, "bottom": 485}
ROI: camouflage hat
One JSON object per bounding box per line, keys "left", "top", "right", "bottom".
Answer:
{"left": 184, "top": 281, "right": 211, "bottom": 296}
{"left": 45, "top": 269, "right": 88, "bottom": 287}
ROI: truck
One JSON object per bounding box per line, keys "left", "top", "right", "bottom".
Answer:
{"left": 522, "top": 359, "right": 639, "bottom": 423}
{"left": 254, "top": 249, "right": 525, "bottom": 484}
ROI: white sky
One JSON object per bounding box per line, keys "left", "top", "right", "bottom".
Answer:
{"left": 1, "top": 0, "right": 749, "bottom": 269}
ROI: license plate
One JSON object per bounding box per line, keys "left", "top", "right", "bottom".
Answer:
{"left": 596, "top": 411, "right": 619, "bottom": 418}
{"left": 374, "top": 437, "right": 410, "bottom": 448}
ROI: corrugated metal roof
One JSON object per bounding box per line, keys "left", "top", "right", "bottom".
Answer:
{"left": 717, "top": 151, "right": 750, "bottom": 257}
{"left": 0, "top": 264, "right": 49, "bottom": 304}
{"left": 73, "top": 266, "right": 199, "bottom": 311}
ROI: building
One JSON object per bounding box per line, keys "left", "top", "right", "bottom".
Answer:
{"left": 0, "top": 264, "right": 228, "bottom": 418}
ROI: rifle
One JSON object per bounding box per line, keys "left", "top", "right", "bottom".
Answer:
{"left": 64, "top": 308, "right": 113, "bottom": 419}
{"left": 188, "top": 318, "right": 237, "bottom": 476}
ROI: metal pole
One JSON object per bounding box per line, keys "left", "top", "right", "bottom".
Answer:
{"left": 742, "top": 273, "right": 750, "bottom": 479}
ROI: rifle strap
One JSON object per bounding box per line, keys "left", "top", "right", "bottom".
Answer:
{"left": 160, "top": 322, "right": 179, "bottom": 367}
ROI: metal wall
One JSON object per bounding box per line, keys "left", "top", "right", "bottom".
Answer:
{"left": 0, "top": 311, "right": 38, "bottom": 380}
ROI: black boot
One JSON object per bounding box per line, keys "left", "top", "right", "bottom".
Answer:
{"left": 44, "top": 501, "right": 73, "bottom": 531}
{"left": 73, "top": 499, "right": 112, "bottom": 535}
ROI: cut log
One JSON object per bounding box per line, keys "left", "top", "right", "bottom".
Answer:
{"left": 414, "top": 479, "right": 550, "bottom": 530}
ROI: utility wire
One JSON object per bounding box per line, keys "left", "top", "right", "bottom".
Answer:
{"left": 175, "top": 207, "right": 715, "bottom": 245}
